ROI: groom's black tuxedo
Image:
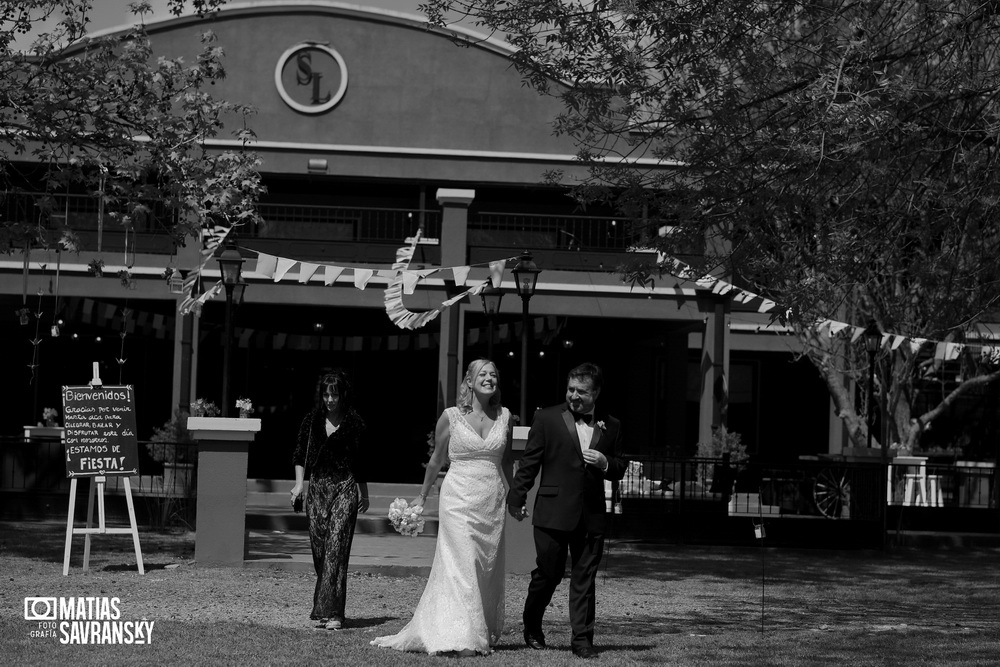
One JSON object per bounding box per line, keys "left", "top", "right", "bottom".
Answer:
{"left": 507, "top": 403, "right": 627, "bottom": 652}
{"left": 508, "top": 404, "right": 627, "bottom": 531}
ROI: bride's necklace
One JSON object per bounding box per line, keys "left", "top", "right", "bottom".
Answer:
{"left": 470, "top": 407, "right": 495, "bottom": 422}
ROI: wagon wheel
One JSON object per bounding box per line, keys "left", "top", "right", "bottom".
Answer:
{"left": 812, "top": 468, "right": 851, "bottom": 519}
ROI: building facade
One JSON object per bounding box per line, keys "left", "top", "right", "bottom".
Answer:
{"left": 1, "top": 2, "right": 834, "bottom": 481}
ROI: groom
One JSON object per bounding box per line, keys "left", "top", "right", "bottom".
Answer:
{"left": 507, "top": 362, "right": 627, "bottom": 659}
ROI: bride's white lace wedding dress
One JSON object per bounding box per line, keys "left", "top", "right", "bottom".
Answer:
{"left": 371, "top": 406, "right": 509, "bottom": 655}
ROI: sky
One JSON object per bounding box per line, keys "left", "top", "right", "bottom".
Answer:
{"left": 11, "top": 0, "right": 437, "bottom": 49}
{"left": 87, "top": 0, "right": 431, "bottom": 34}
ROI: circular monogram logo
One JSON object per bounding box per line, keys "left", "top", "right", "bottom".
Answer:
{"left": 274, "top": 42, "right": 348, "bottom": 114}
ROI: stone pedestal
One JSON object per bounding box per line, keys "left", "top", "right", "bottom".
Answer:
{"left": 187, "top": 417, "right": 261, "bottom": 566}
{"left": 505, "top": 426, "right": 538, "bottom": 574}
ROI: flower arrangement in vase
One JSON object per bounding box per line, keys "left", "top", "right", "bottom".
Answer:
{"left": 235, "top": 397, "right": 253, "bottom": 418}
{"left": 41, "top": 407, "right": 60, "bottom": 427}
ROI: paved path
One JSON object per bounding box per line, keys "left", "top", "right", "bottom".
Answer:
{"left": 245, "top": 529, "right": 437, "bottom": 576}
{"left": 244, "top": 479, "right": 440, "bottom": 576}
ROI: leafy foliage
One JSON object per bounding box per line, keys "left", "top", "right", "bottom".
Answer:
{"left": 696, "top": 426, "right": 747, "bottom": 464}
{"left": 0, "top": 0, "right": 262, "bottom": 252}
{"left": 146, "top": 408, "right": 193, "bottom": 464}
{"left": 422, "top": 0, "right": 1000, "bottom": 451}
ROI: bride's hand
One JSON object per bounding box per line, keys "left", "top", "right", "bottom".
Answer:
{"left": 411, "top": 493, "right": 427, "bottom": 508}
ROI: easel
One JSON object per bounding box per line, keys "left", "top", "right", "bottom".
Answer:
{"left": 62, "top": 363, "right": 144, "bottom": 575}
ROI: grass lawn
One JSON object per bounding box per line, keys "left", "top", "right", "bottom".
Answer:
{"left": 2, "top": 521, "right": 999, "bottom": 665}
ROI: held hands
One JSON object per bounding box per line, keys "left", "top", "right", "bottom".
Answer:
{"left": 582, "top": 449, "right": 608, "bottom": 470}
{"left": 507, "top": 504, "right": 529, "bottom": 521}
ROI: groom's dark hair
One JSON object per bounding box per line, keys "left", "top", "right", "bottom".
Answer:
{"left": 567, "top": 362, "right": 603, "bottom": 391}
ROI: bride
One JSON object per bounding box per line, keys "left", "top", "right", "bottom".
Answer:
{"left": 372, "top": 358, "right": 514, "bottom": 656}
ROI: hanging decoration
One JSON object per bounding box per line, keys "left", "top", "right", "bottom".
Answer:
{"left": 27, "top": 287, "right": 44, "bottom": 384}
{"left": 176, "top": 223, "right": 231, "bottom": 315}
{"left": 381, "top": 229, "right": 511, "bottom": 330}
{"left": 117, "top": 306, "right": 131, "bottom": 382}
{"left": 176, "top": 224, "right": 519, "bottom": 330}
{"left": 50, "top": 247, "right": 62, "bottom": 337}
{"left": 648, "top": 251, "right": 1000, "bottom": 362}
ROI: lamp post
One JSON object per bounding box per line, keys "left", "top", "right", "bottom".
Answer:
{"left": 511, "top": 251, "right": 540, "bottom": 424}
{"left": 863, "top": 320, "right": 882, "bottom": 455}
{"left": 480, "top": 283, "right": 503, "bottom": 360}
{"left": 216, "top": 237, "right": 246, "bottom": 418}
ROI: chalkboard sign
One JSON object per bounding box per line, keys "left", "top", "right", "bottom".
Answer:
{"left": 61, "top": 385, "right": 140, "bottom": 477}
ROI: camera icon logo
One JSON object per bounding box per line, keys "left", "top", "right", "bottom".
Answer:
{"left": 24, "top": 597, "right": 57, "bottom": 621}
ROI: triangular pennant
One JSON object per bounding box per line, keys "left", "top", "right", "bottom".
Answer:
{"left": 354, "top": 268, "right": 374, "bottom": 290}
{"left": 324, "top": 265, "right": 346, "bottom": 286}
{"left": 452, "top": 266, "right": 471, "bottom": 287}
{"left": 254, "top": 253, "right": 277, "bottom": 278}
{"left": 488, "top": 260, "right": 505, "bottom": 288}
{"left": 298, "top": 262, "right": 320, "bottom": 283}
{"left": 274, "top": 257, "right": 297, "bottom": 282}
{"left": 402, "top": 271, "right": 422, "bottom": 295}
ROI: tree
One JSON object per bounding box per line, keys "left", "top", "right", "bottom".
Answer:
{"left": 421, "top": 0, "right": 1000, "bottom": 454}
{"left": 0, "top": 0, "right": 262, "bottom": 255}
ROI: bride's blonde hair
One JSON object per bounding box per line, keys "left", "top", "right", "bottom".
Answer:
{"left": 456, "top": 358, "right": 502, "bottom": 414}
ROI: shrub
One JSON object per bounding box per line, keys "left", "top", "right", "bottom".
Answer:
{"left": 696, "top": 426, "right": 748, "bottom": 464}
{"left": 146, "top": 409, "right": 194, "bottom": 464}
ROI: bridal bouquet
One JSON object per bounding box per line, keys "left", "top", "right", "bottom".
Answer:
{"left": 387, "top": 498, "right": 425, "bottom": 537}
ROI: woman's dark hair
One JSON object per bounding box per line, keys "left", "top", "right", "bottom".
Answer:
{"left": 314, "top": 369, "right": 354, "bottom": 412}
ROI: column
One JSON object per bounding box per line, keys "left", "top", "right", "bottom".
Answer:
{"left": 435, "top": 188, "right": 475, "bottom": 415}
{"left": 187, "top": 416, "right": 261, "bottom": 565}
{"left": 504, "top": 425, "right": 538, "bottom": 574}
{"left": 698, "top": 299, "right": 730, "bottom": 446}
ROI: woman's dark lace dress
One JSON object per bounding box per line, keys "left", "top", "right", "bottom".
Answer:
{"left": 292, "top": 408, "right": 366, "bottom": 621}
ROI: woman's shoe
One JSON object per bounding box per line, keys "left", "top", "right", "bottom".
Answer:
{"left": 325, "top": 618, "right": 343, "bottom": 630}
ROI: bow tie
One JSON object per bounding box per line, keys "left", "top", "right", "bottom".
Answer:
{"left": 571, "top": 410, "right": 593, "bottom": 425}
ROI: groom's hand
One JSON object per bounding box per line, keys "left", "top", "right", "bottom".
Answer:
{"left": 583, "top": 449, "right": 608, "bottom": 471}
{"left": 507, "top": 504, "right": 528, "bottom": 521}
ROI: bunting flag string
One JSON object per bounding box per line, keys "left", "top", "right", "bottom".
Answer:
{"left": 177, "top": 224, "right": 520, "bottom": 330}
{"left": 181, "top": 227, "right": 518, "bottom": 330}
{"left": 381, "top": 230, "right": 508, "bottom": 330}
{"left": 646, "top": 250, "right": 1000, "bottom": 363}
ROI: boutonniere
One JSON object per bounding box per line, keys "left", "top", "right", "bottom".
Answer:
{"left": 596, "top": 420, "right": 606, "bottom": 431}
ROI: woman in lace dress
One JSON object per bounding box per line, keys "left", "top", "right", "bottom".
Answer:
{"left": 290, "top": 370, "right": 370, "bottom": 630}
{"left": 372, "top": 358, "right": 514, "bottom": 656}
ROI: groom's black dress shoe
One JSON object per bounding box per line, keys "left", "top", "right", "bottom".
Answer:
{"left": 523, "top": 631, "right": 546, "bottom": 650}
{"left": 572, "top": 646, "right": 599, "bottom": 659}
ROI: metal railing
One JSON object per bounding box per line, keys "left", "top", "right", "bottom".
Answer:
{"left": 887, "top": 459, "right": 996, "bottom": 509}
{"left": 1, "top": 190, "right": 177, "bottom": 234}
{"left": 253, "top": 203, "right": 441, "bottom": 244}
{"left": 1, "top": 436, "right": 197, "bottom": 497}
{"left": 469, "top": 211, "right": 643, "bottom": 252}
{"left": 615, "top": 454, "right": 996, "bottom": 522}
